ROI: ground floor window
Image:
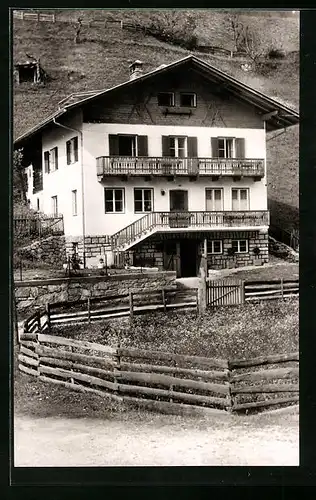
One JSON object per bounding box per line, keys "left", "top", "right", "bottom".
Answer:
{"left": 104, "top": 188, "right": 125, "bottom": 213}
{"left": 207, "top": 240, "right": 223, "bottom": 254}
{"left": 232, "top": 239, "right": 248, "bottom": 253}
{"left": 134, "top": 188, "right": 153, "bottom": 213}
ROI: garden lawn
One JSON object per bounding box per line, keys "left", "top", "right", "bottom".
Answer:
{"left": 50, "top": 297, "right": 299, "bottom": 360}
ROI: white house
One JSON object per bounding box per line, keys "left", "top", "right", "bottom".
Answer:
{"left": 16, "top": 55, "right": 299, "bottom": 277}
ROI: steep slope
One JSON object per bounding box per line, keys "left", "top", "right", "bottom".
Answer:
{"left": 13, "top": 10, "right": 299, "bottom": 235}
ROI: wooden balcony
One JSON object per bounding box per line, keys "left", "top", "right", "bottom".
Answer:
{"left": 96, "top": 156, "right": 265, "bottom": 179}
{"left": 112, "top": 210, "right": 270, "bottom": 250}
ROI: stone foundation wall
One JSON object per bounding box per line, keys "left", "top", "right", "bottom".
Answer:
{"left": 207, "top": 230, "right": 269, "bottom": 269}
{"left": 16, "top": 236, "right": 66, "bottom": 267}
{"left": 15, "top": 271, "right": 177, "bottom": 311}
{"left": 132, "top": 240, "right": 164, "bottom": 269}
{"left": 65, "top": 235, "right": 112, "bottom": 268}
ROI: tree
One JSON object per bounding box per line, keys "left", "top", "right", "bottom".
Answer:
{"left": 228, "top": 13, "right": 264, "bottom": 70}
{"left": 124, "top": 10, "right": 197, "bottom": 49}
{"left": 13, "top": 148, "right": 27, "bottom": 204}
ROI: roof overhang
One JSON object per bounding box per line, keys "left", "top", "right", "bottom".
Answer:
{"left": 14, "top": 55, "right": 299, "bottom": 147}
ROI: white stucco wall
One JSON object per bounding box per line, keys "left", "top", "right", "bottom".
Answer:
{"left": 82, "top": 123, "right": 267, "bottom": 235}
{"left": 28, "top": 111, "right": 84, "bottom": 237}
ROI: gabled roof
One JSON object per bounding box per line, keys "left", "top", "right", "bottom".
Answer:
{"left": 14, "top": 54, "right": 299, "bottom": 146}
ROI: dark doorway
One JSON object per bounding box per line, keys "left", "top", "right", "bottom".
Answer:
{"left": 180, "top": 239, "right": 198, "bottom": 277}
{"left": 170, "top": 190, "right": 188, "bottom": 211}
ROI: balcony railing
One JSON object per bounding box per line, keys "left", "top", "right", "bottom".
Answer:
{"left": 111, "top": 210, "right": 270, "bottom": 250}
{"left": 97, "top": 156, "right": 265, "bottom": 179}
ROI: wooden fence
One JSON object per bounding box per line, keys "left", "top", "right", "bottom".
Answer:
{"left": 23, "top": 287, "right": 197, "bottom": 329}
{"left": 13, "top": 215, "right": 64, "bottom": 239}
{"left": 18, "top": 320, "right": 299, "bottom": 415}
{"left": 206, "top": 278, "right": 299, "bottom": 306}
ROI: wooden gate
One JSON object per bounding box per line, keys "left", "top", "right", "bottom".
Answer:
{"left": 206, "top": 278, "right": 244, "bottom": 307}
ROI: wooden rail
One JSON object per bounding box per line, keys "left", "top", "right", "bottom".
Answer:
{"left": 18, "top": 313, "right": 299, "bottom": 415}
{"left": 111, "top": 210, "right": 270, "bottom": 250}
{"left": 96, "top": 156, "right": 265, "bottom": 178}
{"left": 27, "top": 288, "right": 197, "bottom": 328}
{"left": 206, "top": 278, "right": 299, "bottom": 307}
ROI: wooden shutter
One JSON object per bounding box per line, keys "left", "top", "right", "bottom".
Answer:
{"left": 235, "top": 138, "right": 245, "bottom": 158}
{"left": 66, "top": 141, "right": 71, "bottom": 165}
{"left": 211, "top": 138, "right": 219, "bottom": 157}
{"left": 44, "top": 151, "right": 50, "bottom": 173}
{"left": 162, "top": 136, "right": 170, "bottom": 157}
{"left": 137, "top": 135, "right": 148, "bottom": 157}
{"left": 54, "top": 147, "right": 58, "bottom": 170}
{"left": 74, "top": 137, "right": 79, "bottom": 162}
{"left": 109, "top": 134, "right": 119, "bottom": 156}
{"left": 187, "top": 137, "right": 198, "bottom": 157}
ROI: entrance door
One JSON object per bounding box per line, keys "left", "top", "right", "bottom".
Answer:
{"left": 169, "top": 190, "right": 189, "bottom": 229}
{"left": 170, "top": 190, "right": 188, "bottom": 211}
{"left": 180, "top": 239, "right": 198, "bottom": 277}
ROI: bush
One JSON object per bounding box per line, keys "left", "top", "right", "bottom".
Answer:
{"left": 268, "top": 47, "right": 285, "bottom": 59}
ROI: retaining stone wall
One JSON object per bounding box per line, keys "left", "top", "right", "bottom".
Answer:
{"left": 15, "top": 271, "right": 177, "bottom": 311}
{"left": 16, "top": 236, "right": 66, "bottom": 267}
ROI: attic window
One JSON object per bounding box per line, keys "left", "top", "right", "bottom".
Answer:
{"left": 158, "top": 92, "right": 175, "bottom": 107}
{"left": 180, "top": 93, "right": 196, "bottom": 107}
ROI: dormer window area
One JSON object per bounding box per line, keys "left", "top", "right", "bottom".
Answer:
{"left": 180, "top": 92, "right": 196, "bottom": 107}
{"left": 157, "top": 92, "right": 175, "bottom": 107}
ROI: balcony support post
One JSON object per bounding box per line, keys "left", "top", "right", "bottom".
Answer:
{"left": 198, "top": 238, "right": 207, "bottom": 314}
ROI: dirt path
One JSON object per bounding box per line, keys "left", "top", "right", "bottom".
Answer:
{"left": 14, "top": 410, "right": 299, "bottom": 467}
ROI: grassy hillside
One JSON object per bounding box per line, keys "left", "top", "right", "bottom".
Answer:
{"left": 13, "top": 9, "right": 299, "bottom": 233}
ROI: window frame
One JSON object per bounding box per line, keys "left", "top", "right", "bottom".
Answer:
{"left": 205, "top": 188, "right": 224, "bottom": 211}
{"left": 217, "top": 137, "right": 235, "bottom": 159}
{"left": 66, "top": 136, "right": 79, "bottom": 165}
{"left": 117, "top": 134, "right": 138, "bottom": 157}
{"left": 134, "top": 188, "right": 154, "bottom": 213}
{"left": 51, "top": 195, "right": 58, "bottom": 216}
{"left": 207, "top": 240, "right": 223, "bottom": 255}
{"left": 231, "top": 188, "right": 249, "bottom": 211}
{"left": 232, "top": 239, "right": 248, "bottom": 254}
{"left": 157, "top": 92, "right": 175, "bottom": 107}
{"left": 168, "top": 136, "right": 188, "bottom": 158}
{"left": 72, "top": 189, "right": 78, "bottom": 216}
{"left": 180, "top": 92, "right": 197, "bottom": 107}
{"left": 104, "top": 188, "right": 125, "bottom": 214}
{"left": 49, "top": 147, "right": 58, "bottom": 172}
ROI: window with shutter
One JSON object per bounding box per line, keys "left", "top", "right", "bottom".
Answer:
{"left": 49, "top": 147, "right": 58, "bottom": 172}
{"left": 66, "top": 137, "right": 79, "bottom": 164}
{"left": 165, "top": 137, "right": 187, "bottom": 158}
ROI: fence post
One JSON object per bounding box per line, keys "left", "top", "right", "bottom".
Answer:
{"left": 87, "top": 296, "right": 91, "bottom": 324}
{"left": 227, "top": 360, "right": 233, "bottom": 413}
{"left": 19, "top": 259, "right": 23, "bottom": 281}
{"left": 198, "top": 239, "right": 207, "bottom": 313}
{"left": 242, "top": 280, "right": 246, "bottom": 304}
{"left": 46, "top": 302, "right": 51, "bottom": 331}
{"left": 114, "top": 342, "right": 121, "bottom": 394}
{"left": 52, "top": 13, "right": 56, "bottom": 22}
{"left": 129, "top": 291, "right": 134, "bottom": 319}
{"left": 162, "top": 288, "right": 166, "bottom": 313}
{"left": 280, "top": 278, "right": 284, "bottom": 299}
{"left": 37, "top": 310, "right": 41, "bottom": 332}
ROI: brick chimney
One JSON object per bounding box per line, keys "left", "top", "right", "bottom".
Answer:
{"left": 129, "top": 60, "right": 143, "bottom": 80}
